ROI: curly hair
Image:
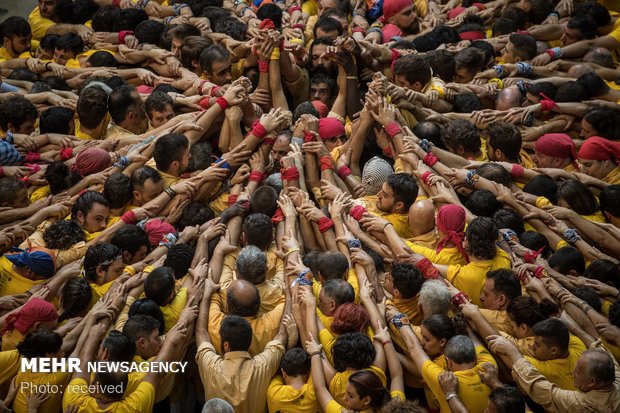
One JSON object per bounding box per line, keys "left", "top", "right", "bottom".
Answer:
{"left": 43, "top": 220, "right": 86, "bottom": 250}
{"left": 332, "top": 332, "right": 376, "bottom": 372}
{"left": 331, "top": 303, "right": 370, "bottom": 335}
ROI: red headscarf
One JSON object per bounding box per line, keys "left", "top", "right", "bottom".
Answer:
{"left": 311, "top": 100, "right": 329, "bottom": 118}
{"left": 535, "top": 133, "right": 577, "bottom": 160}
{"left": 383, "top": 0, "right": 412, "bottom": 19}
{"left": 318, "top": 117, "right": 345, "bottom": 140}
{"left": 578, "top": 136, "right": 620, "bottom": 161}
{"left": 459, "top": 31, "right": 485, "bottom": 41}
{"left": 1, "top": 298, "right": 58, "bottom": 336}
{"left": 436, "top": 205, "right": 468, "bottom": 263}
{"left": 71, "top": 147, "right": 111, "bottom": 177}
{"left": 144, "top": 219, "right": 177, "bottom": 247}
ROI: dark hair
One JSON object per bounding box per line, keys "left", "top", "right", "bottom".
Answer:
{"left": 7, "top": 68, "right": 41, "bottom": 83}
{"left": 348, "top": 370, "right": 390, "bottom": 409}
{"left": 30, "top": 81, "right": 51, "bottom": 94}
{"left": 387, "top": 173, "right": 418, "bottom": 211}
{"left": 293, "top": 101, "right": 320, "bottom": 124}
{"left": 314, "top": 16, "right": 342, "bottom": 38}
{"left": 71, "top": 191, "right": 109, "bottom": 222}
{"left": 103, "top": 173, "right": 132, "bottom": 209}
{"left": 391, "top": 262, "right": 424, "bottom": 298}
{"left": 102, "top": 330, "right": 136, "bottom": 362}
{"left": 0, "top": 95, "right": 37, "bottom": 131}
{"left": 59, "top": 277, "right": 92, "bottom": 322}
{"left": 501, "top": 7, "right": 528, "bottom": 29}
{"left": 508, "top": 33, "right": 537, "bottom": 60}
{"left": 548, "top": 246, "right": 585, "bottom": 275}
{"left": 17, "top": 330, "right": 62, "bottom": 358}
{"left": 599, "top": 185, "right": 620, "bottom": 219}
{"left": 393, "top": 54, "right": 432, "bottom": 87}
{"left": 488, "top": 122, "right": 522, "bottom": 161}
{"left": 91, "top": 6, "right": 117, "bottom": 31}
{"left": 486, "top": 269, "right": 522, "bottom": 302}
{"left": 108, "top": 85, "right": 139, "bottom": 125}
{"left": 578, "top": 72, "right": 609, "bottom": 98}
{"left": 567, "top": 14, "right": 598, "bottom": 40}
{"left": 317, "top": 252, "right": 349, "bottom": 280}
{"left": 242, "top": 213, "right": 274, "bottom": 251}
{"left": 131, "top": 166, "right": 162, "bottom": 188}
{"left": 123, "top": 314, "right": 161, "bottom": 342}
{"left": 532, "top": 318, "right": 569, "bottom": 352}
{"left": 43, "top": 220, "right": 85, "bottom": 249}
{"left": 212, "top": 18, "right": 247, "bottom": 41}
{"left": 574, "top": 1, "right": 611, "bottom": 27}
{"left": 144, "top": 267, "right": 176, "bottom": 306}
{"left": 583, "top": 108, "right": 620, "bottom": 140}
{"left": 128, "top": 298, "right": 165, "bottom": 335}
{"left": 519, "top": 231, "right": 550, "bottom": 259}
{"left": 73, "top": 0, "right": 100, "bottom": 24}
{"left": 281, "top": 348, "right": 311, "bottom": 377}
{"left": 556, "top": 180, "right": 598, "bottom": 216}
{"left": 310, "top": 72, "right": 338, "bottom": 98}
{"left": 44, "top": 161, "right": 80, "bottom": 195}
{"left": 164, "top": 244, "right": 194, "bottom": 280}
{"left": 178, "top": 202, "right": 215, "bottom": 230}
{"left": 555, "top": 82, "right": 588, "bottom": 103}
{"left": 464, "top": 190, "right": 502, "bottom": 218}
{"left": 507, "top": 296, "right": 557, "bottom": 327}
{"left": 476, "top": 163, "right": 512, "bottom": 187}
{"left": 154, "top": 133, "right": 189, "bottom": 171}
{"left": 55, "top": 33, "right": 84, "bottom": 55}
{"left": 180, "top": 36, "right": 213, "bottom": 69}
{"left": 583, "top": 259, "right": 620, "bottom": 289}
{"left": 220, "top": 315, "right": 253, "bottom": 351}
{"left": 83, "top": 243, "right": 122, "bottom": 282}
{"left": 413, "top": 122, "right": 444, "bottom": 149}
{"left": 527, "top": 82, "right": 557, "bottom": 100}
{"left": 111, "top": 225, "right": 150, "bottom": 257}
{"left": 1, "top": 16, "right": 31, "bottom": 39}
{"left": 40, "top": 107, "right": 74, "bottom": 134}
{"left": 78, "top": 85, "right": 109, "bottom": 129}
{"left": 441, "top": 120, "right": 481, "bottom": 155}
{"left": 454, "top": 47, "right": 486, "bottom": 73}
{"left": 145, "top": 91, "right": 174, "bottom": 118}
{"left": 493, "top": 208, "right": 525, "bottom": 235}
{"left": 490, "top": 386, "right": 526, "bottom": 413}
{"left": 199, "top": 44, "right": 229, "bottom": 74}
{"left": 492, "top": 18, "right": 517, "bottom": 36}
{"left": 0, "top": 177, "right": 26, "bottom": 206}
{"left": 332, "top": 332, "right": 376, "bottom": 372}
{"left": 523, "top": 175, "right": 558, "bottom": 204}
{"left": 45, "top": 76, "right": 70, "bottom": 92}
{"left": 250, "top": 186, "right": 279, "bottom": 218}
{"left": 609, "top": 300, "right": 620, "bottom": 327}
{"left": 453, "top": 93, "right": 482, "bottom": 113}
{"left": 322, "top": 279, "right": 355, "bottom": 307}
{"left": 422, "top": 314, "right": 457, "bottom": 342}
{"left": 134, "top": 19, "right": 166, "bottom": 45}
{"left": 423, "top": 49, "right": 456, "bottom": 83}
{"left": 188, "top": 140, "right": 213, "bottom": 172}
{"left": 465, "top": 217, "right": 498, "bottom": 260}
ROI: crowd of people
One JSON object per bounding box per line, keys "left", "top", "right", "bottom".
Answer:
{"left": 1, "top": 0, "right": 620, "bottom": 411}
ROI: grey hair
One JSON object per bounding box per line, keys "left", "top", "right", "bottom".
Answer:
{"left": 235, "top": 245, "right": 268, "bottom": 284}
{"left": 265, "top": 173, "right": 283, "bottom": 194}
{"left": 583, "top": 349, "right": 615, "bottom": 386}
{"left": 419, "top": 280, "right": 451, "bottom": 317}
{"left": 202, "top": 398, "right": 234, "bottom": 413}
{"left": 444, "top": 335, "right": 476, "bottom": 364}
{"left": 83, "top": 81, "right": 112, "bottom": 95}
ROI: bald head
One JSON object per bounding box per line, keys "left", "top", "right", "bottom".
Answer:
{"left": 496, "top": 87, "right": 522, "bottom": 111}
{"left": 227, "top": 279, "right": 260, "bottom": 317}
{"left": 408, "top": 199, "right": 436, "bottom": 236}
{"left": 584, "top": 47, "right": 614, "bottom": 68}
{"left": 567, "top": 63, "right": 594, "bottom": 79}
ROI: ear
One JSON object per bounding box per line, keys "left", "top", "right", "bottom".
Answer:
{"left": 393, "top": 288, "right": 401, "bottom": 299}
{"left": 515, "top": 56, "right": 522, "bottom": 63}
{"left": 494, "top": 148, "right": 503, "bottom": 160}
{"left": 137, "top": 337, "right": 146, "bottom": 350}
{"left": 122, "top": 251, "right": 132, "bottom": 264}
{"left": 75, "top": 210, "right": 86, "bottom": 225}
{"left": 192, "top": 60, "right": 199, "bottom": 69}
{"left": 497, "top": 293, "right": 507, "bottom": 307}
{"left": 439, "top": 338, "right": 447, "bottom": 348}
{"left": 394, "top": 201, "right": 405, "bottom": 213}
{"left": 568, "top": 270, "right": 580, "bottom": 277}
{"left": 362, "top": 395, "right": 372, "bottom": 408}
{"left": 223, "top": 341, "right": 231, "bottom": 353}
{"left": 95, "top": 265, "right": 106, "bottom": 283}
{"left": 132, "top": 190, "right": 142, "bottom": 203}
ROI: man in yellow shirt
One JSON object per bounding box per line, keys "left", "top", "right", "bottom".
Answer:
{"left": 267, "top": 348, "right": 320, "bottom": 413}
{"left": 29, "top": 0, "right": 93, "bottom": 43}
{"left": 0, "top": 248, "right": 56, "bottom": 296}
{"left": 104, "top": 85, "right": 149, "bottom": 141}
{"left": 478, "top": 269, "right": 522, "bottom": 335}
{"left": 196, "top": 278, "right": 289, "bottom": 413}
{"left": 0, "top": 17, "right": 32, "bottom": 62}
{"left": 153, "top": 133, "right": 190, "bottom": 189}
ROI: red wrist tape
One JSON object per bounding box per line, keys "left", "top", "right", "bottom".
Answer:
{"left": 258, "top": 60, "right": 269, "bottom": 73}
{"left": 318, "top": 217, "right": 334, "bottom": 233}
{"left": 540, "top": 99, "right": 557, "bottom": 112}
{"left": 211, "top": 85, "right": 221, "bottom": 96}
{"left": 384, "top": 121, "right": 402, "bottom": 139}
{"left": 304, "top": 130, "right": 316, "bottom": 143}
{"left": 228, "top": 194, "right": 239, "bottom": 206}
{"left": 533, "top": 266, "right": 546, "bottom": 279}
{"left": 25, "top": 163, "right": 41, "bottom": 174}
{"left": 417, "top": 258, "right": 440, "bottom": 279}
{"left": 423, "top": 152, "right": 438, "bottom": 167}
{"left": 337, "top": 165, "right": 351, "bottom": 179}
{"left": 199, "top": 97, "right": 211, "bottom": 109}
{"left": 292, "top": 23, "right": 305, "bottom": 30}
{"left": 262, "top": 137, "right": 276, "bottom": 145}
{"left": 524, "top": 249, "right": 539, "bottom": 264}
{"left": 281, "top": 166, "right": 300, "bottom": 181}
{"left": 249, "top": 171, "right": 265, "bottom": 182}
{"left": 251, "top": 122, "right": 267, "bottom": 139}
{"left": 216, "top": 97, "right": 228, "bottom": 111}
{"left": 272, "top": 207, "right": 285, "bottom": 224}
{"left": 383, "top": 147, "right": 393, "bottom": 158}
{"left": 24, "top": 152, "right": 41, "bottom": 163}
{"left": 511, "top": 164, "right": 525, "bottom": 177}
{"left": 121, "top": 210, "right": 137, "bottom": 224}
{"left": 421, "top": 171, "right": 434, "bottom": 185}
{"left": 350, "top": 205, "right": 367, "bottom": 221}
{"left": 60, "top": 147, "right": 74, "bottom": 161}
{"left": 451, "top": 292, "right": 469, "bottom": 307}
{"left": 118, "top": 30, "right": 134, "bottom": 44}
{"left": 320, "top": 156, "right": 334, "bottom": 171}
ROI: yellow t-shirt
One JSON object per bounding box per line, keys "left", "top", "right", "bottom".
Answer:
{"left": 30, "top": 185, "right": 52, "bottom": 203}
{"left": 0, "top": 256, "right": 44, "bottom": 296}
{"left": 524, "top": 335, "right": 585, "bottom": 390}
{"left": 161, "top": 287, "right": 187, "bottom": 332}
{"left": 479, "top": 309, "right": 513, "bottom": 335}
{"left": 89, "top": 280, "right": 114, "bottom": 308}
{"left": 12, "top": 371, "right": 71, "bottom": 413}
{"left": 325, "top": 390, "right": 404, "bottom": 413}
{"left": 267, "top": 375, "right": 320, "bottom": 413}
{"left": 405, "top": 243, "right": 466, "bottom": 266}
{"left": 1, "top": 330, "right": 25, "bottom": 351}
{"left": 604, "top": 166, "right": 620, "bottom": 184}
{"left": 28, "top": 7, "right": 55, "bottom": 41}
{"left": 328, "top": 365, "right": 387, "bottom": 407}
{"left": 360, "top": 195, "right": 413, "bottom": 239}
{"left": 446, "top": 248, "right": 512, "bottom": 306}
{"left": 0, "top": 350, "right": 20, "bottom": 385}
{"left": 62, "top": 377, "right": 156, "bottom": 412}
{"left": 421, "top": 346, "right": 496, "bottom": 413}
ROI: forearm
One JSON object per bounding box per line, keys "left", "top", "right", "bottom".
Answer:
{"left": 196, "top": 291, "right": 213, "bottom": 345}
{"left": 270, "top": 57, "right": 288, "bottom": 111}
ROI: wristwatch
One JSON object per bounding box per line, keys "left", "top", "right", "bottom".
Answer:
{"left": 445, "top": 393, "right": 458, "bottom": 402}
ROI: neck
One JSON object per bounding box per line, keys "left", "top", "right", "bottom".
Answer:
{"left": 80, "top": 123, "right": 105, "bottom": 140}
{"left": 450, "top": 361, "right": 475, "bottom": 371}
{"left": 285, "top": 375, "right": 307, "bottom": 389}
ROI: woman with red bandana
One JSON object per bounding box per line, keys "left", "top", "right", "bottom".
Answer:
{"left": 578, "top": 136, "right": 620, "bottom": 184}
